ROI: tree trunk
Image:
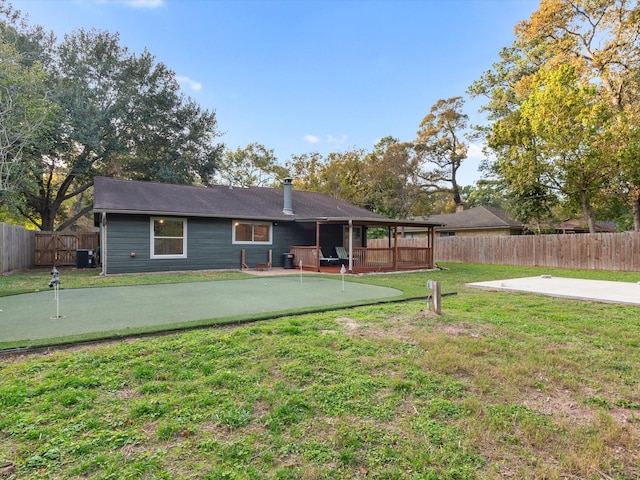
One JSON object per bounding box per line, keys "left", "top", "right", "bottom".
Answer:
{"left": 631, "top": 187, "right": 640, "bottom": 232}
{"left": 451, "top": 176, "right": 463, "bottom": 209}
{"left": 579, "top": 190, "right": 597, "bottom": 234}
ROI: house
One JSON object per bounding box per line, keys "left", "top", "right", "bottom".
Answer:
{"left": 93, "top": 176, "right": 440, "bottom": 274}
{"left": 402, "top": 206, "right": 617, "bottom": 238}
{"left": 552, "top": 218, "right": 617, "bottom": 234}
{"left": 404, "top": 206, "right": 526, "bottom": 238}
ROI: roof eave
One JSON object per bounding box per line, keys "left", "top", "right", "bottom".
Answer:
{"left": 94, "top": 209, "right": 441, "bottom": 227}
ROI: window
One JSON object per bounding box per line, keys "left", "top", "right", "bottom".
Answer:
{"left": 343, "top": 225, "right": 362, "bottom": 247}
{"left": 233, "top": 221, "right": 272, "bottom": 244}
{"left": 440, "top": 231, "right": 455, "bottom": 237}
{"left": 151, "top": 217, "right": 187, "bottom": 258}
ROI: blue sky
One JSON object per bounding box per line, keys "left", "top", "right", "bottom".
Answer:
{"left": 14, "top": 0, "right": 539, "bottom": 185}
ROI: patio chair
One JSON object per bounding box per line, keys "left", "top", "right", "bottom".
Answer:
{"left": 317, "top": 248, "right": 339, "bottom": 266}
{"left": 335, "top": 246, "right": 350, "bottom": 265}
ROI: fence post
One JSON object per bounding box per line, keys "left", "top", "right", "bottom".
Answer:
{"left": 0, "top": 222, "right": 4, "bottom": 274}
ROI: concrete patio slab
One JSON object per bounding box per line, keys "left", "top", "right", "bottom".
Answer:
{"left": 467, "top": 276, "right": 640, "bottom": 306}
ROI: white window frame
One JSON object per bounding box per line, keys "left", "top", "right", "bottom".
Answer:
{"left": 150, "top": 217, "right": 187, "bottom": 259}
{"left": 232, "top": 220, "right": 273, "bottom": 245}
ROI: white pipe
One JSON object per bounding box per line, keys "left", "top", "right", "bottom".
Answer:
{"left": 348, "top": 219, "right": 353, "bottom": 273}
{"left": 101, "top": 212, "right": 107, "bottom": 275}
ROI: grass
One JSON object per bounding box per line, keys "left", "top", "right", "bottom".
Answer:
{"left": 0, "top": 263, "right": 639, "bottom": 478}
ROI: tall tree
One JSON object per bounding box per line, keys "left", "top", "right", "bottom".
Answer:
{"left": 460, "top": 179, "right": 509, "bottom": 209}
{"left": 518, "top": 65, "right": 614, "bottom": 232}
{"left": 216, "top": 143, "right": 285, "bottom": 187}
{"left": 319, "top": 149, "right": 368, "bottom": 206}
{"left": 517, "top": 0, "right": 640, "bottom": 229}
{"left": 415, "top": 96, "right": 469, "bottom": 209}
{"left": 471, "top": 0, "right": 640, "bottom": 230}
{"left": 0, "top": 42, "right": 51, "bottom": 193}
{"left": 363, "top": 137, "right": 424, "bottom": 218}
{"left": 1, "top": 9, "right": 223, "bottom": 230}
{"left": 285, "top": 152, "right": 325, "bottom": 192}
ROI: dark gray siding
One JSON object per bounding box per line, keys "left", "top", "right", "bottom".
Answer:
{"left": 103, "top": 214, "right": 321, "bottom": 274}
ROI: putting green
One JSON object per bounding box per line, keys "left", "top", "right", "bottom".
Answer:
{"left": 0, "top": 277, "right": 401, "bottom": 343}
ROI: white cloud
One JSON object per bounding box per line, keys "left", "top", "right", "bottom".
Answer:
{"left": 304, "top": 134, "right": 320, "bottom": 144}
{"left": 327, "top": 134, "right": 348, "bottom": 144}
{"left": 122, "top": 0, "right": 165, "bottom": 8}
{"left": 176, "top": 75, "right": 202, "bottom": 93}
{"left": 467, "top": 142, "right": 484, "bottom": 160}
{"left": 457, "top": 142, "right": 488, "bottom": 185}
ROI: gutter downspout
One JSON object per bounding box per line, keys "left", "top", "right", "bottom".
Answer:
{"left": 100, "top": 212, "right": 107, "bottom": 275}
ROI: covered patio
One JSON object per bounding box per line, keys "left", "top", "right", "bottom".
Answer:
{"left": 289, "top": 218, "right": 439, "bottom": 274}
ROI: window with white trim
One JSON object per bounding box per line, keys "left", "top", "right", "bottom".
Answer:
{"left": 232, "top": 221, "right": 272, "bottom": 244}
{"left": 150, "top": 217, "right": 187, "bottom": 258}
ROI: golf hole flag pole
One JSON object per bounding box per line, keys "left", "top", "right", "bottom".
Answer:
{"left": 49, "top": 267, "right": 62, "bottom": 319}
{"left": 340, "top": 264, "right": 346, "bottom": 292}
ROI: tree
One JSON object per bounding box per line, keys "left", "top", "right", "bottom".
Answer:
{"left": 520, "top": 65, "right": 615, "bottom": 232}
{"left": 216, "top": 143, "right": 285, "bottom": 187}
{"left": 285, "top": 152, "right": 325, "bottom": 192}
{"left": 415, "top": 96, "right": 469, "bottom": 209}
{"left": 471, "top": 0, "right": 640, "bottom": 230}
{"left": 460, "top": 179, "right": 508, "bottom": 209}
{"left": 516, "top": 0, "right": 640, "bottom": 229}
{"left": 610, "top": 86, "right": 640, "bottom": 229}
{"left": 0, "top": 38, "right": 51, "bottom": 193}
{"left": 1, "top": 10, "right": 224, "bottom": 230}
{"left": 318, "top": 149, "right": 369, "bottom": 206}
{"left": 363, "top": 137, "right": 425, "bottom": 218}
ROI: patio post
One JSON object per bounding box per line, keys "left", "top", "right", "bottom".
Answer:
{"left": 315, "top": 222, "right": 321, "bottom": 272}
{"left": 393, "top": 226, "right": 398, "bottom": 270}
{"left": 348, "top": 219, "right": 354, "bottom": 273}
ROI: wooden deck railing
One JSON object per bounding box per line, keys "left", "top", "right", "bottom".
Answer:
{"left": 289, "top": 245, "right": 433, "bottom": 272}
{"left": 289, "top": 246, "right": 318, "bottom": 270}
{"left": 355, "top": 247, "right": 433, "bottom": 272}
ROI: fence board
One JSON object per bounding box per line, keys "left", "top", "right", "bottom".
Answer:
{"left": 0, "top": 223, "right": 35, "bottom": 274}
{"left": 370, "top": 232, "right": 640, "bottom": 271}
{"left": 34, "top": 232, "right": 100, "bottom": 267}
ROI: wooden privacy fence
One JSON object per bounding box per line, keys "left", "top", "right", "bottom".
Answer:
{"left": 34, "top": 231, "right": 100, "bottom": 267}
{"left": 0, "top": 222, "right": 35, "bottom": 274}
{"left": 385, "top": 232, "right": 640, "bottom": 271}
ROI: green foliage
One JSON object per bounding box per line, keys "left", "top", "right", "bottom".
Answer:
{"left": 284, "top": 139, "right": 439, "bottom": 219}
{"left": 470, "top": 0, "right": 640, "bottom": 231}
{"left": 217, "top": 143, "right": 287, "bottom": 187}
{"left": 0, "top": 38, "right": 53, "bottom": 193}
{"left": 363, "top": 137, "right": 426, "bottom": 218}
{"left": 0, "top": 9, "right": 223, "bottom": 230}
{"left": 415, "top": 96, "right": 469, "bottom": 207}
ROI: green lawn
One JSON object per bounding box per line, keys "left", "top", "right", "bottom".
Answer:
{"left": 1, "top": 264, "right": 639, "bottom": 479}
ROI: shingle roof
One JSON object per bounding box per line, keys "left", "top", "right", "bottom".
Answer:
{"left": 417, "top": 206, "right": 524, "bottom": 230}
{"left": 93, "top": 176, "right": 388, "bottom": 222}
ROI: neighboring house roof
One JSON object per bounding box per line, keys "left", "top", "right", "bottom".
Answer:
{"left": 93, "top": 176, "right": 438, "bottom": 228}
{"left": 554, "top": 218, "right": 617, "bottom": 233}
{"left": 411, "top": 206, "right": 524, "bottom": 232}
